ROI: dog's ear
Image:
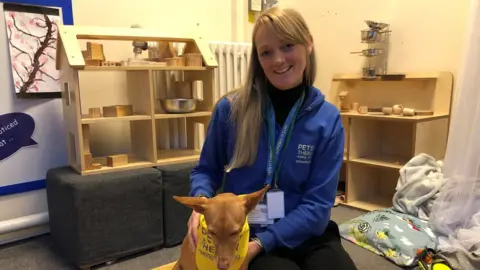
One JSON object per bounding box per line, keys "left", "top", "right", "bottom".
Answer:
{"left": 242, "top": 185, "right": 270, "bottom": 214}
{"left": 173, "top": 196, "right": 209, "bottom": 214}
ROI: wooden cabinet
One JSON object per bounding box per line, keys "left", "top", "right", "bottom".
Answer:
{"left": 329, "top": 72, "right": 453, "bottom": 211}
{"left": 56, "top": 25, "right": 218, "bottom": 175}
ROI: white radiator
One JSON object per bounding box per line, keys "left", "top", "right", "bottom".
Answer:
{"left": 209, "top": 42, "right": 252, "bottom": 101}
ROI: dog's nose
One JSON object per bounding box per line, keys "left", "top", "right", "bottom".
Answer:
{"left": 217, "top": 257, "right": 230, "bottom": 270}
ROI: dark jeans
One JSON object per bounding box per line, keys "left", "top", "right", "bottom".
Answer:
{"left": 249, "top": 221, "right": 357, "bottom": 270}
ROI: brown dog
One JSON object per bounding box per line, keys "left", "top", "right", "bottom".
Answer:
{"left": 172, "top": 185, "right": 269, "bottom": 270}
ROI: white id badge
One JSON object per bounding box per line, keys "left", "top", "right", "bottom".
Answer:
{"left": 267, "top": 190, "right": 285, "bottom": 219}
{"left": 247, "top": 204, "right": 269, "bottom": 224}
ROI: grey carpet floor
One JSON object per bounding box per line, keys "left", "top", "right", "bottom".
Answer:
{"left": 0, "top": 206, "right": 401, "bottom": 270}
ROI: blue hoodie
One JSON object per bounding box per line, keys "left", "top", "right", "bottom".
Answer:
{"left": 189, "top": 85, "right": 345, "bottom": 252}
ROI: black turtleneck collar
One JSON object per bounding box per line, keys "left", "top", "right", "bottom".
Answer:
{"left": 266, "top": 81, "right": 306, "bottom": 126}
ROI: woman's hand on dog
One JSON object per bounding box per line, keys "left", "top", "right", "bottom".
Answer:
{"left": 242, "top": 241, "right": 262, "bottom": 268}
{"left": 188, "top": 210, "right": 201, "bottom": 252}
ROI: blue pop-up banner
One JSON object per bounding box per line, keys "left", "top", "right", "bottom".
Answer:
{"left": 0, "top": 112, "right": 38, "bottom": 161}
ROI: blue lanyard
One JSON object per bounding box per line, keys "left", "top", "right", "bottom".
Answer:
{"left": 265, "top": 90, "right": 305, "bottom": 189}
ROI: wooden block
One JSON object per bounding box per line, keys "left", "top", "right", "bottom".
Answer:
{"left": 85, "top": 59, "right": 102, "bottom": 66}
{"left": 184, "top": 53, "right": 202, "bottom": 66}
{"left": 155, "top": 41, "right": 175, "bottom": 61}
{"left": 165, "top": 58, "right": 177, "bottom": 66}
{"left": 88, "top": 108, "right": 101, "bottom": 118}
{"left": 415, "top": 110, "right": 434, "bottom": 116}
{"left": 106, "top": 154, "right": 128, "bottom": 167}
{"left": 182, "top": 41, "right": 201, "bottom": 54}
{"left": 84, "top": 152, "right": 93, "bottom": 169}
{"left": 82, "top": 125, "right": 91, "bottom": 153}
{"left": 103, "top": 105, "right": 133, "bottom": 117}
{"left": 175, "top": 56, "right": 185, "bottom": 66}
{"left": 90, "top": 162, "right": 102, "bottom": 170}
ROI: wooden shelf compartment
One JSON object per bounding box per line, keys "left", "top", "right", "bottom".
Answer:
{"left": 73, "top": 121, "right": 156, "bottom": 176}
{"left": 329, "top": 71, "right": 453, "bottom": 117}
{"left": 57, "top": 25, "right": 218, "bottom": 175}
{"left": 154, "top": 116, "right": 210, "bottom": 166}
{"left": 342, "top": 163, "right": 398, "bottom": 211}
{"left": 152, "top": 69, "right": 215, "bottom": 117}
{"left": 78, "top": 70, "right": 154, "bottom": 123}
{"left": 348, "top": 118, "right": 414, "bottom": 169}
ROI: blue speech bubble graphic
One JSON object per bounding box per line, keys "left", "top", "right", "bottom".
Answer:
{"left": 0, "top": 112, "right": 38, "bottom": 161}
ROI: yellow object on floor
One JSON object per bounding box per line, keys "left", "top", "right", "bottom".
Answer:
{"left": 152, "top": 261, "right": 176, "bottom": 270}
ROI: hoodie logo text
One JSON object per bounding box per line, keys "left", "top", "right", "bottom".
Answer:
{"left": 296, "top": 144, "right": 314, "bottom": 164}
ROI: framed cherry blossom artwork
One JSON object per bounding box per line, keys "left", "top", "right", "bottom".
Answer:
{"left": 3, "top": 3, "right": 61, "bottom": 98}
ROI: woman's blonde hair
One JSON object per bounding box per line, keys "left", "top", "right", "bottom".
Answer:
{"left": 224, "top": 7, "right": 316, "bottom": 172}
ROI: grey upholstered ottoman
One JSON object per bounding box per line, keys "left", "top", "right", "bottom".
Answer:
{"left": 156, "top": 161, "right": 197, "bottom": 247}
{"left": 45, "top": 166, "right": 164, "bottom": 268}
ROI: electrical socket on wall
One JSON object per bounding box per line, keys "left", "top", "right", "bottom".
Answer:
{"left": 248, "top": 0, "right": 262, "bottom": 12}
{"left": 263, "top": 0, "right": 279, "bottom": 10}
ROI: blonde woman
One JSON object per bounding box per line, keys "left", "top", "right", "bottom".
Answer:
{"left": 188, "top": 7, "right": 357, "bottom": 270}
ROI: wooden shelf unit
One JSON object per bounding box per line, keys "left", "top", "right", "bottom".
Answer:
{"left": 56, "top": 25, "right": 218, "bottom": 175}
{"left": 329, "top": 72, "right": 454, "bottom": 211}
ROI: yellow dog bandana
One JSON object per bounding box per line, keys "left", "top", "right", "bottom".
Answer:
{"left": 195, "top": 214, "right": 250, "bottom": 270}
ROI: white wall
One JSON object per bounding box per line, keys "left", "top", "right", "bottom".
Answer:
{"left": 242, "top": 0, "right": 470, "bottom": 100}
{"left": 0, "top": 0, "right": 234, "bottom": 242}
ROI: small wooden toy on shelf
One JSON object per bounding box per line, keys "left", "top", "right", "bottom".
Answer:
{"left": 338, "top": 91, "right": 350, "bottom": 112}
{"left": 88, "top": 108, "right": 102, "bottom": 118}
{"left": 107, "top": 154, "right": 129, "bottom": 167}
{"left": 82, "top": 42, "right": 105, "bottom": 66}
{"left": 102, "top": 105, "right": 133, "bottom": 117}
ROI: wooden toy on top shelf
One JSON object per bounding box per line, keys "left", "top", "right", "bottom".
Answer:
{"left": 101, "top": 61, "right": 122, "bottom": 67}
{"left": 183, "top": 53, "right": 203, "bottom": 67}
{"left": 88, "top": 108, "right": 102, "bottom": 118}
{"left": 338, "top": 91, "right": 350, "bottom": 112}
{"left": 165, "top": 57, "right": 185, "bottom": 67}
{"left": 148, "top": 41, "right": 175, "bottom": 62}
{"left": 82, "top": 42, "right": 105, "bottom": 66}
{"left": 181, "top": 41, "right": 203, "bottom": 67}
{"left": 56, "top": 24, "right": 218, "bottom": 175}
